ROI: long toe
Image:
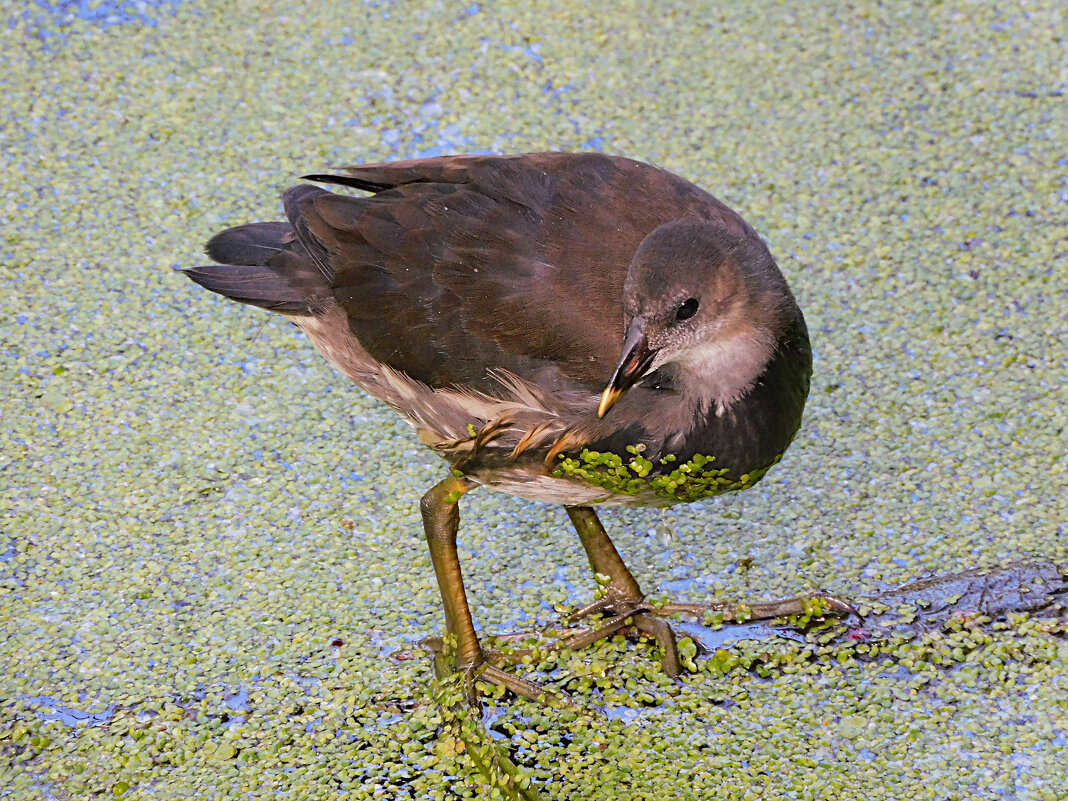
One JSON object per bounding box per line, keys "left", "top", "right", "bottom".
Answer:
{"left": 555, "top": 591, "right": 856, "bottom": 678}
{"left": 659, "top": 592, "right": 858, "bottom": 624}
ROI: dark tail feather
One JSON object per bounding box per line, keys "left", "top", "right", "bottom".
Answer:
{"left": 204, "top": 221, "right": 292, "bottom": 266}
{"left": 183, "top": 261, "right": 315, "bottom": 314}
{"left": 188, "top": 185, "right": 335, "bottom": 314}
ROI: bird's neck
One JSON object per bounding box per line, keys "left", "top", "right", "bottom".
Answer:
{"left": 554, "top": 313, "right": 811, "bottom": 482}
{"left": 674, "top": 313, "right": 812, "bottom": 474}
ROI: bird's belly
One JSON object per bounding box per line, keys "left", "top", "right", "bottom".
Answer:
{"left": 472, "top": 468, "right": 672, "bottom": 508}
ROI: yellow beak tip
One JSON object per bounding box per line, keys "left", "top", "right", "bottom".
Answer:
{"left": 598, "top": 387, "right": 622, "bottom": 418}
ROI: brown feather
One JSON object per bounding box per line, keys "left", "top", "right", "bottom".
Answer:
{"left": 295, "top": 153, "right": 755, "bottom": 394}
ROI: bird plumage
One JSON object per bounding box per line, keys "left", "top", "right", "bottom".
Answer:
{"left": 186, "top": 152, "right": 809, "bottom": 507}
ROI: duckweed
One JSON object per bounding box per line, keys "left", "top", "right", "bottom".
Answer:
{"left": 3, "top": 0, "right": 1066, "bottom": 798}
{"left": 554, "top": 449, "right": 778, "bottom": 502}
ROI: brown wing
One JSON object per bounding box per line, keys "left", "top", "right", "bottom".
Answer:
{"left": 295, "top": 152, "right": 752, "bottom": 393}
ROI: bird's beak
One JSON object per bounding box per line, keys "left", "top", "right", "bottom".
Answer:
{"left": 598, "top": 318, "right": 657, "bottom": 418}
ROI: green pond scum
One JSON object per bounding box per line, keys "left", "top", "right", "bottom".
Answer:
{"left": 3, "top": 0, "right": 1067, "bottom": 799}
{"left": 553, "top": 448, "right": 777, "bottom": 502}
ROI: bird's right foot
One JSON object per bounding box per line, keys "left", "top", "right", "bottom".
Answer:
{"left": 421, "top": 635, "right": 578, "bottom": 709}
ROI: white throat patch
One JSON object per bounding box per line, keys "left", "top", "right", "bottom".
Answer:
{"left": 650, "top": 330, "right": 776, "bottom": 416}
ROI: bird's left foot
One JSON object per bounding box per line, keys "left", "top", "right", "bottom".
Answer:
{"left": 562, "top": 506, "right": 856, "bottom": 677}
{"left": 561, "top": 588, "right": 857, "bottom": 677}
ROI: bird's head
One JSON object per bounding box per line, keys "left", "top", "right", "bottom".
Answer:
{"left": 598, "top": 219, "right": 797, "bottom": 418}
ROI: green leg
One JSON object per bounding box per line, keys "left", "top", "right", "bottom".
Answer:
{"left": 563, "top": 506, "right": 683, "bottom": 673}
{"left": 421, "top": 475, "right": 483, "bottom": 668}
{"left": 421, "top": 475, "right": 572, "bottom": 707}
{"left": 566, "top": 506, "right": 643, "bottom": 604}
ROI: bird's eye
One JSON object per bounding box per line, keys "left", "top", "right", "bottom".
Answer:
{"left": 675, "top": 298, "right": 699, "bottom": 321}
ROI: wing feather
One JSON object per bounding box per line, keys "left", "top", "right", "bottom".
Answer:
{"left": 297, "top": 153, "right": 746, "bottom": 393}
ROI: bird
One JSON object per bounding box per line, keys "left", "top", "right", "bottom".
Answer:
{"left": 184, "top": 152, "right": 849, "bottom": 705}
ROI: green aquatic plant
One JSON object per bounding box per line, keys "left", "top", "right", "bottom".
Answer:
{"left": 553, "top": 446, "right": 780, "bottom": 503}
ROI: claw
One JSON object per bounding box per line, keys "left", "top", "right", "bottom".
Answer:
{"left": 562, "top": 611, "right": 635, "bottom": 651}
{"left": 659, "top": 592, "right": 857, "bottom": 623}
{"left": 631, "top": 614, "right": 681, "bottom": 677}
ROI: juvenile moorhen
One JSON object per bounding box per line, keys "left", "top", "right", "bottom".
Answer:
{"left": 185, "top": 152, "right": 848, "bottom": 704}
